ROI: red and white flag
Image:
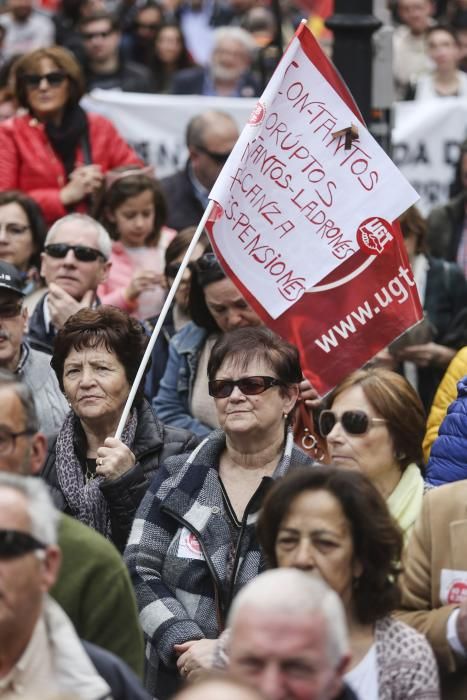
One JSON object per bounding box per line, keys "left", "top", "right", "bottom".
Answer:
{"left": 206, "top": 22, "right": 422, "bottom": 396}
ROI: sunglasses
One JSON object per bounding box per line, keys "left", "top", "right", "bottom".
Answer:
{"left": 24, "top": 71, "right": 67, "bottom": 89}
{"left": 319, "top": 409, "right": 388, "bottom": 437}
{"left": 0, "top": 529, "right": 46, "bottom": 559}
{"left": 44, "top": 244, "right": 106, "bottom": 262}
{"left": 81, "top": 29, "right": 114, "bottom": 40}
{"left": 208, "top": 375, "right": 283, "bottom": 399}
{"left": 197, "top": 145, "right": 232, "bottom": 164}
{"left": 0, "top": 302, "right": 22, "bottom": 318}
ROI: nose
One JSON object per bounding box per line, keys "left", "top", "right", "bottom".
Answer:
{"left": 0, "top": 227, "right": 8, "bottom": 242}
{"left": 62, "top": 249, "right": 77, "bottom": 266}
{"left": 225, "top": 310, "right": 246, "bottom": 330}
{"left": 228, "top": 385, "right": 245, "bottom": 401}
{"left": 291, "top": 538, "right": 316, "bottom": 571}
{"left": 257, "top": 664, "right": 286, "bottom": 700}
{"left": 79, "top": 366, "right": 96, "bottom": 387}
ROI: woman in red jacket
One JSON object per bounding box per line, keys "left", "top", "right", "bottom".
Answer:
{"left": 0, "top": 46, "right": 141, "bottom": 225}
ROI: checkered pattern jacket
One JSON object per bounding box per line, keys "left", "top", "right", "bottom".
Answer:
{"left": 125, "top": 428, "right": 314, "bottom": 694}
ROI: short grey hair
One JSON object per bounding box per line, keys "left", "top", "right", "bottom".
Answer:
{"left": 0, "top": 369, "right": 39, "bottom": 433}
{"left": 0, "top": 473, "right": 59, "bottom": 545}
{"left": 228, "top": 569, "right": 349, "bottom": 667}
{"left": 45, "top": 213, "right": 112, "bottom": 260}
{"left": 213, "top": 26, "right": 256, "bottom": 58}
{"left": 186, "top": 110, "right": 238, "bottom": 150}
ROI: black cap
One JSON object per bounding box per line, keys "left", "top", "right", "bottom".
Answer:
{"left": 0, "top": 261, "right": 25, "bottom": 297}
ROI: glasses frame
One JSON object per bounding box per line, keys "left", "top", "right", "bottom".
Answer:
{"left": 196, "top": 145, "right": 231, "bottom": 164}
{"left": 81, "top": 29, "right": 114, "bottom": 40}
{"left": 319, "top": 409, "right": 388, "bottom": 437}
{"left": 24, "top": 71, "right": 67, "bottom": 90}
{"left": 44, "top": 243, "right": 106, "bottom": 263}
{"left": 208, "top": 375, "right": 283, "bottom": 399}
{"left": 0, "top": 302, "right": 23, "bottom": 319}
{"left": 0, "top": 428, "right": 35, "bottom": 454}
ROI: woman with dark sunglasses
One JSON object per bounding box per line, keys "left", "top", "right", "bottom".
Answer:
{"left": 254, "top": 467, "right": 440, "bottom": 699}
{"left": 125, "top": 325, "right": 316, "bottom": 698}
{"left": 320, "top": 367, "right": 427, "bottom": 543}
{"left": 0, "top": 45, "right": 141, "bottom": 226}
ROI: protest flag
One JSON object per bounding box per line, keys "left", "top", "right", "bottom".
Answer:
{"left": 206, "top": 20, "right": 422, "bottom": 396}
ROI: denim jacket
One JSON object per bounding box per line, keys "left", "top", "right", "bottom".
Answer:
{"left": 152, "top": 322, "right": 209, "bottom": 437}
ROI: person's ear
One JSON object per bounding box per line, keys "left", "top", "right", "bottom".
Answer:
{"left": 283, "top": 383, "right": 300, "bottom": 415}
{"left": 99, "top": 260, "right": 111, "bottom": 284}
{"left": 40, "top": 545, "right": 62, "bottom": 592}
{"left": 21, "top": 305, "right": 28, "bottom": 332}
{"left": 105, "top": 206, "right": 115, "bottom": 223}
{"left": 29, "top": 432, "right": 48, "bottom": 475}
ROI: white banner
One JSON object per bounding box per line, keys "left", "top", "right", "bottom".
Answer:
{"left": 82, "top": 89, "right": 256, "bottom": 179}
{"left": 393, "top": 98, "right": 467, "bottom": 216}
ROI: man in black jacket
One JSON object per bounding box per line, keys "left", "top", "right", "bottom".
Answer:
{"left": 80, "top": 11, "right": 156, "bottom": 93}
{"left": 160, "top": 109, "right": 239, "bottom": 231}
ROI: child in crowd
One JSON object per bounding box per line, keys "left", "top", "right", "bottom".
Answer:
{"left": 97, "top": 165, "right": 176, "bottom": 320}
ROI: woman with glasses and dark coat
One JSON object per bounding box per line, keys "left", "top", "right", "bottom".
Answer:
{"left": 0, "top": 46, "right": 140, "bottom": 226}
{"left": 321, "top": 367, "right": 427, "bottom": 544}
{"left": 125, "top": 325, "right": 316, "bottom": 699}
{"left": 41, "top": 305, "right": 198, "bottom": 553}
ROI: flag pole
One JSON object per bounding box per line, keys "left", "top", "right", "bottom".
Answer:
{"left": 114, "top": 199, "right": 215, "bottom": 440}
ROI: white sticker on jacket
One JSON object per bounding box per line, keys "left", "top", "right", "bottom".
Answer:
{"left": 177, "top": 527, "right": 205, "bottom": 560}
{"left": 440, "top": 569, "right": 467, "bottom": 604}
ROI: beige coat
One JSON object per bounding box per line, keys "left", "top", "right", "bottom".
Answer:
{"left": 396, "top": 480, "right": 467, "bottom": 699}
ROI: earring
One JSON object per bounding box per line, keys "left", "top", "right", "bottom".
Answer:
{"left": 283, "top": 412, "right": 288, "bottom": 420}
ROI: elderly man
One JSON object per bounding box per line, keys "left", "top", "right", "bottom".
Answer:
{"left": 0, "top": 260, "right": 67, "bottom": 440}
{"left": 160, "top": 110, "right": 239, "bottom": 231}
{"left": 0, "top": 369, "right": 144, "bottom": 677}
{"left": 228, "top": 569, "right": 356, "bottom": 700}
{"left": 397, "top": 480, "right": 467, "bottom": 699}
{"left": 172, "top": 26, "right": 259, "bottom": 98}
{"left": 0, "top": 473, "right": 149, "bottom": 699}
{"left": 27, "top": 213, "right": 111, "bottom": 354}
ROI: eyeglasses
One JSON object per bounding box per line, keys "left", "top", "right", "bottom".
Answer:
{"left": 0, "top": 224, "right": 31, "bottom": 236}
{"left": 0, "top": 427, "right": 35, "bottom": 454}
{"left": 0, "top": 302, "right": 22, "bottom": 318}
{"left": 319, "top": 410, "right": 388, "bottom": 437}
{"left": 0, "top": 529, "right": 46, "bottom": 559}
{"left": 44, "top": 244, "right": 106, "bottom": 262}
{"left": 81, "top": 29, "right": 114, "bottom": 40}
{"left": 196, "top": 145, "right": 232, "bottom": 164}
{"left": 208, "top": 375, "right": 283, "bottom": 399}
{"left": 24, "top": 71, "right": 67, "bottom": 89}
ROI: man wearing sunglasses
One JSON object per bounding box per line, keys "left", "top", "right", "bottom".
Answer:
{"left": 28, "top": 213, "right": 111, "bottom": 355}
{"left": 0, "top": 473, "right": 150, "bottom": 699}
{"left": 0, "top": 260, "right": 67, "bottom": 441}
{"left": 80, "top": 11, "right": 156, "bottom": 93}
{"left": 160, "top": 109, "right": 239, "bottom": 231}
{"left": 0, "top": 370, "right": 146, "bottom": 681}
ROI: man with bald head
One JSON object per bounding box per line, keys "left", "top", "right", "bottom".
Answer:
{"left": 160, "top": 110, "right": 239, "bottom": 231}
{"left": 228, "top": 570, "right": 356, "bottom": 700}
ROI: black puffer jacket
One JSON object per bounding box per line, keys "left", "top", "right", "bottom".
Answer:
{"left": 41, "top": 400, "right": 199, "bottom": 551}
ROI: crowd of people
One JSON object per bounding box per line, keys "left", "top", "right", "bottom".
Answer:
{"left": 1, "top": 1, "right": 467, "bottom": 700}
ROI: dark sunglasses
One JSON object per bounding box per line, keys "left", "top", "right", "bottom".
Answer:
{"left": 197, "top": 145, "right": 231, "bottom": 164}
{"left": 0, "top": 529, "right": 46, "bottom": 559}
{"left": 135, "top": 21, "right": 159, "bottom": 30}
{"left": 44, "top": 243, "right": 106, "bottom": 262}
{"left": 0, "top": 302, "right": 22, "bottom": 318}
{"left": 24, "top": 71, "right": 67, "bottom": 89}
{"left": 208, "top": 375, "right": 283, "bottom": 399}
{"left": 319, "top": 409, "right": 388, "bottom": 437}
{"left": 81, "top": 29, "right": 114, "bottom": 40}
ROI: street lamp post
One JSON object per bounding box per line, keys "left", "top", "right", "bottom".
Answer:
{"left": 326, "top": 1, "right": 382, "bottom": 125}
